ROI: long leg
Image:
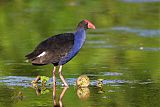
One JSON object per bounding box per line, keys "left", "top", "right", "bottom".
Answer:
{"left": 58, "top": 65, "right": 69, "bottom": 87}
{"left": 53, "top": 66, "right": 56, "bottom": 87}
{"left": 52, "top": 66, "right": 56, "bottom": 106}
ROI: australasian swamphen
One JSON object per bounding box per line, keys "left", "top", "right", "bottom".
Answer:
{"left": 25, "top": 19, "right": 96, "bottom": 87}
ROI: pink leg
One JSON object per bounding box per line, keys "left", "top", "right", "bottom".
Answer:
{"left": 58, "top": 65, "right": 69, "bottom": 87}
{"left": 53, "top": 66, "right": 56, "bottom": 87}
{"left": 52, "top": 66, "right": 56, "bottom": 106}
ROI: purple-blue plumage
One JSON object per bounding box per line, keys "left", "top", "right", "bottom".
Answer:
{"left": 59, "top": 28, "right": 86, "bottom": 65}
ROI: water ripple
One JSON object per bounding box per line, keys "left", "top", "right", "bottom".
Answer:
{"left": 0, "top": 76, "right": 153, "bottom": 87}
{"left": 87, "top": 45, "right": 160, "bottom": 51}
{"left": 112, "top": 27, "right": 160, "bottom": 37}
{"left": 121, "top": 0, "right": 160, "bottom": 3}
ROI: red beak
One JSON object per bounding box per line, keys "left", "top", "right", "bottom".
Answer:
{"left": 84, "top": 20, "right": 96, "bottom": 29}
{"left": 88, "top": 22, "right": 96, "bottom": 29}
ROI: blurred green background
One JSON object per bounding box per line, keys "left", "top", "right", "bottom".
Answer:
{"left": 0, "top": 0, "right": 160, "bottom": 107}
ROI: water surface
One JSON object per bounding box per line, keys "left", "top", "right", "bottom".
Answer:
{"left": 0, "top": 0, "right": 160, "bottom": 107}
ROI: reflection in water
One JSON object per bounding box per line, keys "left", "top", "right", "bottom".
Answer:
{"left": 12, "top": 91, "right": 24, "bottom": 103}
{"left": 31, "top": 76, "right": 50, "bottom": 96}
{"left": 31, "top": 82, "right": 68, "bottom": 107}
{"left": 32, "top": 83, "right": 50, "bottom": 96}
{"left": 96, "top": 79, "right": 105, "bottom": 94}
{"left": 77, "top": 87, "right": 90, "bottom": 100}
{"left": 53, "top": 86, "right": 68, "bottom": 107}
{"left": 97, "top": 87, "right": 105, "bottom": 94}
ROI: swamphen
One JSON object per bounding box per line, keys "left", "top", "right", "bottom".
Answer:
{"left": 25, "top": 19, "right": 95, "bottom": 87}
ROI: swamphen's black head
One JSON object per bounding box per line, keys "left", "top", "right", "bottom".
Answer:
{"left": 77, "top": 19, "right": 96, "bottom": 30}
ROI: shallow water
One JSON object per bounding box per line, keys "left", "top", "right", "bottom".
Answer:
{"left": 0, "top": 0, "right": 160, "bottom": 107}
